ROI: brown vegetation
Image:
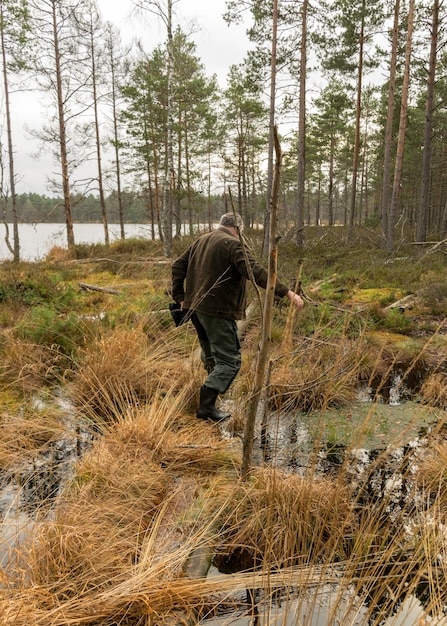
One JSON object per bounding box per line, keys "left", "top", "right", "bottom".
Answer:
{"left": 70, "top": 326, "right": 203, "bottom": 425}
{"left": 1, "top": 232, "right": 447, "bottom": 624}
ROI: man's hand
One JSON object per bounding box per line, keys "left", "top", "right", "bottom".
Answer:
{"left": 286, "top": 290, "right": 304, "bottom": 311}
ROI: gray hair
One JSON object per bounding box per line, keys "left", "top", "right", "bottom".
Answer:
{"left": 219, "top": 212, "right": 244, "bottom": 231}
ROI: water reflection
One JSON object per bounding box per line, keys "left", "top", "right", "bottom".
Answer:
{"left": 202, "top": 589, "right": 435, "bottom": 625}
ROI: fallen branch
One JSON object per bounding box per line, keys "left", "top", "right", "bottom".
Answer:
{"left": 70, "top": 258, "right": 169, "bottom": 265}
{"left": 421, "top": 238, "right": 447, "bottom": 258}
{"left": 78, "top": 282, "right": 122, "bottom": 295}
{"left": 384, "top": 293, "right": 416, "bottom": 311}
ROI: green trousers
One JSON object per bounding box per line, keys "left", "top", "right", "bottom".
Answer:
{"left": 195, "top": 312, "right": 242, "bottom": 395}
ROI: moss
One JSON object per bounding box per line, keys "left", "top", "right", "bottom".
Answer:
{"left": 307, "top": 401, "right": 443, "bottom": 449}
{"left": 350, "top": 287, "right": 404, "bottom": 306}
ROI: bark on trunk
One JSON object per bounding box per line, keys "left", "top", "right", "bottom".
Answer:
{"left": 416, "top": 0, "right": 439, "bottom": 242}
{"left": 387, "top": 0, "right": 415, "bottom": 253}
{"left": 241, "top": 126, "right": 282, "bottom": 481}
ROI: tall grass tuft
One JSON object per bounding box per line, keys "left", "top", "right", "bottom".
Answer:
{"left": 420, "top": 372, "right": 447, "bottom": 409}
{"left": 0, "top": 335, "right": 64, "bottom": 393}
{"left": 70, "top": 326, "right": 202, "bottom": 426}
{"left": 214, "top": 467, "right": 354, "bottom": 573}
{"left": 267, "top": 334, "right": 370, "bottom": 412}
{"left": 0, "top": 404, "right": 68, "bottom": 469}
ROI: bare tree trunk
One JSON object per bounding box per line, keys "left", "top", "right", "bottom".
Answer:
{"left": 295, "top": 0, "right": 307, "bottom": 248}
{"left": 241, "top": 127, "right": 282, "bottom": 481}
{"left": 348, "top": 0, "right": 365, "bottom": 234}
{"left": 440, "top": 195, "right": 447, "bottom": 239}
{"left": 262, "top": 0, "right": 278, "bottom": 257}
{"left": 88, "top": 11, "right": 109, "bottom": 246}
{"left": 316, "top": 168, "right": 321, "bottom": 225}
{"left": 381, "top": 0, "right": 400, "bottom": 244}
{"left": 110, "top": 48, "right": 125, "bottom": 240}
{"left": 51, "top": 0, "right": 74, "bottom": 248}
{"left": 241, "top": 121, "right": 248, "bottom": 227}
{"left": 161, "top": 0, "right": 174, "bottom": 257}
{"left": 142, "top": 118, "right": 156, "bottom": 240}
{"left": 387, "top": 0, "right": 415, "bottom": 253}
{"left": 175, "top": 111, "right": 182, "bottom": 237}
{"left": 105, "top": 23, "right": 129, "bottom": 240}
{"left": 328, "top": 136, "right": 335, "bottom": 226}
{"left": 0, "top": 1, "right": 19, "bottom": 261}
{"left": 416, "top": 0, "right": 439, "bottom": 242}
{"left": 207, "top": 141, "right": 212, "bottom": 231}
{"left": 184, "top": 117, "right": 194, "bottom": 235}
{"left": 149, "top": 119, "right": 161, "bottom": 240}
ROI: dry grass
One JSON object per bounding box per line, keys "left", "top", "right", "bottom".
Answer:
{"left": 317, "top": 435, "right": 447, "bottom": 625}
{"left": 341, "top": 499, "right": 447, "bottom": 624}
{"left": 0, "top": 406, "right": 70, "bottom": 469}
{"left": 420, "top": 372, "right": 447, "bottom": 409}
{"left": 0, "top": 389, "right": 240, "bottom": 626}
{"left": 0, "top": 335, "right": 63, "bottom": 394}
{"left": 75, "top": 396, "right": 239, "bottom": 479}
{"left": 266, "top": 335, "right": 370, "bottom": 412}
{"left": 70, "top": 326, "right": 203, "bottom": 425}
{"left": 214, "top": 467, "right": 354, "bottom": 573}
{"left": 1, "top": 404, "right": 446, "bottom": 625}
{"left": 415, "top": 440, "right": 447, "bottom": 505}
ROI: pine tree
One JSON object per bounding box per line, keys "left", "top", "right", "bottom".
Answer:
{"left": 29, "top": 0, "right": 93, "bottom": 248}
{"left": 387, "top": 0, "right": 415, "bottom": 253}
{"left": 103, "top": 22, "right": 131, "bottom": 240}
{"left": 318, "top": 0, "right": 386, "bottom": 230}
{"left": 416, "top": 0, "right": 440, "bottom": 242}
{"left": 0, "top": 0, "right": 30, "bottom": 261}
{"left": 222, "top": 63, "right": 268, "bottom": 227}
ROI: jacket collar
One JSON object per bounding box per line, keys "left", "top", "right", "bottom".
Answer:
{"left": 218, "top": 225, "right": 238, "bottom": 238}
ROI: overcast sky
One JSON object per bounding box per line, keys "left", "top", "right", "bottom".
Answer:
{"left": 97, "top": 0, "right": 250, "bottom": 85}
{"left": 12, "top": 0, "right": 250, "bottom": 196}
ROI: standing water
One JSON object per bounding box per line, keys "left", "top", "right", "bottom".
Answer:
{"left": 0, "top": 223, "right": 154, "bottom": 261}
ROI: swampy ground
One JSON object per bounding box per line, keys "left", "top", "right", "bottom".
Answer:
{"left": 1, "top": 226, "right": 447, "bottom": 625}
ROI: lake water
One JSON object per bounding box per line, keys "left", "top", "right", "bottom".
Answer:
{"left": 0, "top": 223, "right": 157, "bottom": 261}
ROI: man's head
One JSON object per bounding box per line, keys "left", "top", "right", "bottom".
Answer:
{"left": 219, "top": 212, "right": 244, "bottom": 232}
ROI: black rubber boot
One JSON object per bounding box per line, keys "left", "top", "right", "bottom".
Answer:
{"left": 196, "top": 385, "right": 231, "bottom": 422}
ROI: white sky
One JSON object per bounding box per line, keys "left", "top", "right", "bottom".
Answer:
{"left": 11, "top": 0, "right": 250, "bottom": 196}
{"left": 97, "top": 0, "right": 249, "bottom": 85}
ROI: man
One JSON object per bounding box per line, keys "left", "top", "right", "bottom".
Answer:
{"left": 171, "top": 213, "right": 304, "bottom": 422}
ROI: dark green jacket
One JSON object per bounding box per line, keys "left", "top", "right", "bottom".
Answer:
{"left": 171, "top": 227, "right": 290, "bottom": 320}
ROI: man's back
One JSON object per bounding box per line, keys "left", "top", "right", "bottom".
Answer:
{"left": 172, "top": 227, "right": 247, "bottom": 319}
